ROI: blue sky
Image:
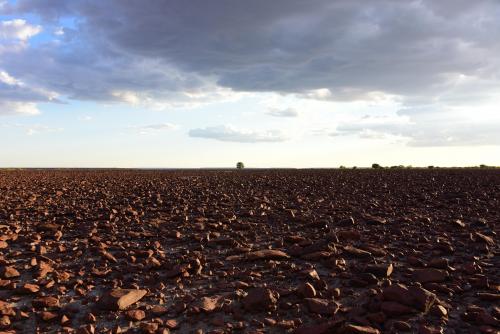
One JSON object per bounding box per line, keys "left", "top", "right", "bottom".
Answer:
{"left": 1, "top": 1, "right": 500, "bottom": 167}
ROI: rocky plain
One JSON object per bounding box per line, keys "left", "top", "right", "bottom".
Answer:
{"left": 0, "top": 169, "right": 498, "bottom": 334}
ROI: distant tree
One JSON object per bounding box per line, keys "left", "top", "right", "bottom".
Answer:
{"left": 372, "top": 163, "right": 382, "bottom": 169}
{"left": 236, "top": 162, "right": 245, "bottom": 169}
{"left": 352, "top": 166, "right": 357, "bottom": 169}
{"left": 428, "top": 165, "right": 435, "bottom": 169}
{"left": 339, "top": 165, "right": 346, "bottom": 169}
{"left": 480, "top": 164, "right": 488, "bottom": 168}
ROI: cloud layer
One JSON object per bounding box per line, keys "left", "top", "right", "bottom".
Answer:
{"left": 2, "top": 1, "right": 500, "bottom": 104}
{"left": 189, "top": 125, "right": 287, "bottom": 143}
{"left": 1, "top": 1, "right": 499, "bottom": 147}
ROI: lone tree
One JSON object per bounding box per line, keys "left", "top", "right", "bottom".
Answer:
{"left": 236, "top": 162, "right": 245, "bottom": 169}
{"left": 372, "top": 163, "right": 382, "bottom": 169}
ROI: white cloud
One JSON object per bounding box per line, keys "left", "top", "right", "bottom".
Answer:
{"left": 0, "top": 19, "right": 41, "bottom": 41}
{"left": 77, "top": 115, "right": 93, "bottom": 122}
{"left": 266, "top": 107, "right": 300, "bottom": 118}
{"left": 0, "top": 101, "right": 40, "bottom": 115}
{"left": 0, "top": 70, "right": 21, "bottom": 85}
{"left": 189, "top": 125, "right": 287, "bottom": 143}
{"left": 0, "top": 122, "right": 63, "bottom": 135}
{"left": 26, "top": 124, "right": 63, "bottom": 136}
{"left": 129, "top": 123, "right": 177, "bottom": 135}
{"left": 0, "top": 70, "right": 58, "bottom": 115}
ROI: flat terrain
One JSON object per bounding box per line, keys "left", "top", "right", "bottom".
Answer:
{"left": 0, "top": 169, "right": 498, "bottom": 334}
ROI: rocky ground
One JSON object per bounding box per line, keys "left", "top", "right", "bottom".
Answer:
{"left": 0, "top": 169, "right": 498, "bottom": 334}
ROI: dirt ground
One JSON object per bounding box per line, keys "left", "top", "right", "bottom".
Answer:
{"left": 0, "top": 169, "right": 498, "bottom": 333}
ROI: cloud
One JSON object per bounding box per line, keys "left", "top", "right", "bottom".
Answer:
{"left": 0, "top": 19, "right": 41, "bottom": 41}
{"left": 77, "top": 115, "right": 92, "bottom": 122}
{"left": 0, "top": 69, "right": 58, "bottom": 115}
{"left": 25, "top": 124, "right": 63, "bottom": 135}
{"left": 189, "top": 125, "right": 287, "bottom": 143}
{"left": 2, "top": 1, "right": 500, "bottom": 104}
{"left": 329, "top": 113, "right": 500, "bottom": 146}
{"left": 1, "top": 1, "right": 500, "bottom": 148}
{"left": 266, "top": 107, "right": 299, "bottom": 118}
{"left": 129, "top": 123, "right": 177, "bottom": 135}
{"left": 0, "top": 122, "right": 63, "bottom": 135}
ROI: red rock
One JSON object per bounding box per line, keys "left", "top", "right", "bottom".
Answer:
{"left": 304, "top": 298, "right": 339, "bottom": 315}
{"left": 140, "top": 322, "right": 159, "bottom": 333}
{"left": 338, "top": 217, "right": 356, "bottom": 226}
{"left": 18, "top": 283, "right": 40, "bottom": 294}
{"left": 165, "top": 319, "right": 179, "bottom": 329}
{"left": 99, "top": 289, "right": 147, "bottom": 310}
{"left": 477, "top": 293, "right": 500, "bottom": 301}
{"left": 301, "top": 251, "right": 333, "bottom": 260}
{"left": 413, "top": 268, "right": 448, "bottom": 283}
{"left": 33, "top": 296, "right": 60, "bottom": 308}
{"left": 297, "top": 282, "right": 316, "bottom": 298}
{"left": 363, "top": 215, "right": 387, "bottom": 225}
{"left": 0, "top": 315, "right": 10, "bottom": 328}
{"left": 41, "top": 311, "right": 58, "bottom": 321}
{"left": 392, "top": 321, "right": 411, "bottom": 331}
{"left": 340, "top": 324, "right": 381, "bottom": 334}
{"left": 1, "top": 267, "right": 19, "bottom": 279}
{"left": 151, "top": 305, "right": 168, "bottom": 315}
{"left": 336, "top": 230, "right": 361, "bottom": 241}
{"left": 418, "top": 325, "right": 443, "bottom": 334}
{"left": 293, "top": 321, "right": 339, "bottom": 334}
{"left": 382, "top": 283, "right": 437, "bottom": 313}
{"left": 242, "top": 288, "right": 278, "bottom": 311}
{"left": 343, "top": 245, "right": 372, "bottom": 258}
{"left": 364, "top": 263, "right": 393, "bottom": 277}
{"left": 380, "top": 301, "right": 414, "bottom": 316}
{"left": 126, "top": 309, "right": 145, "bottom": 321}
{"left": 195, "top": 295, "right": 223, "bottom": 312}
{"left": 0, "top": 242, "right": 7, "bottom": 249}
{"left": 245, "top": 249, "right": 290, "bottom": 260}
{"left": 474, "top": 232, "right": 494, "bottom": 246}
{"left": 431, "top": 305, "right": 447, "bottom": 317}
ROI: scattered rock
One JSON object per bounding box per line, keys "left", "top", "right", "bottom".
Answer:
{"left": 243, "top": 288, "right": 278, "bottom": 312}
{"left": 98, "top": 289, "right": 147, "bottom": 310}
{"left": 126, "top": 309, "right": 146, "bottom": 321}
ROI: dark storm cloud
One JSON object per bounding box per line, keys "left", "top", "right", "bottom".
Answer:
{"left": 2, "top": 0, "right": 500, "bottom": 102}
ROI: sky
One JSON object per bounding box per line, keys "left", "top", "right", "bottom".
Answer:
{"left": 1, "top": 0, "right": 500, "bottom": 168}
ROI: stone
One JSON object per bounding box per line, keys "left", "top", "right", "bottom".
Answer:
{"left": 297, "top": 282, "right": 316, "bottom": 298}
{"left": 474, "top": 233, "right": 494, "bottom": 246}
{"left": 382, "top": 283, "right": 437, "bottom": 313}
{"left": 99, "top": 289, "right": 147, "bottom": 310}
{"left": 1, "top": 267, "right": 19, "bottom": 279}
{"left": 413, "top": 268, "right": 448, "bottom": 283}
{"left": 245, "top": 249, "right": 290, "bottom": 261}
{"left": 340, "top": 324, "right": 381, "bottom": 334}
{"left": 41, "top": 311, "right": 58, "bottom": 321}
{"left": 392, "top": 321, "right": 411, "bottom": 331}
{"left": 151, "top": 305, "right": 168, "bottom": 315}
{"left": 196, "top": 295, "right": 223, "bottom": 313}
{"left": 381, "top": 302, "right": 414, "bottom": 316}
{"left": 343, "top": 245, "right": 372, "bottom": 258}
{"left": 126, "top": 309, "right": 146, "bottom": 321}
{"left": 304, "top": 298, "right": 339, "bottom": 315}
{"left": 243, "top": 288, "right": 278, "bottom": 311}
{"left": 33, "top": 296, "right": 60, "bottom": 308}
{"left": 338, "top": 217, "right": 356, "bottom": 226}
{"left": 18, "top": 283, "right": 40, "bottom": 294}
{"left": 364, "top": 263, "right": 393, "bottom": 277}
